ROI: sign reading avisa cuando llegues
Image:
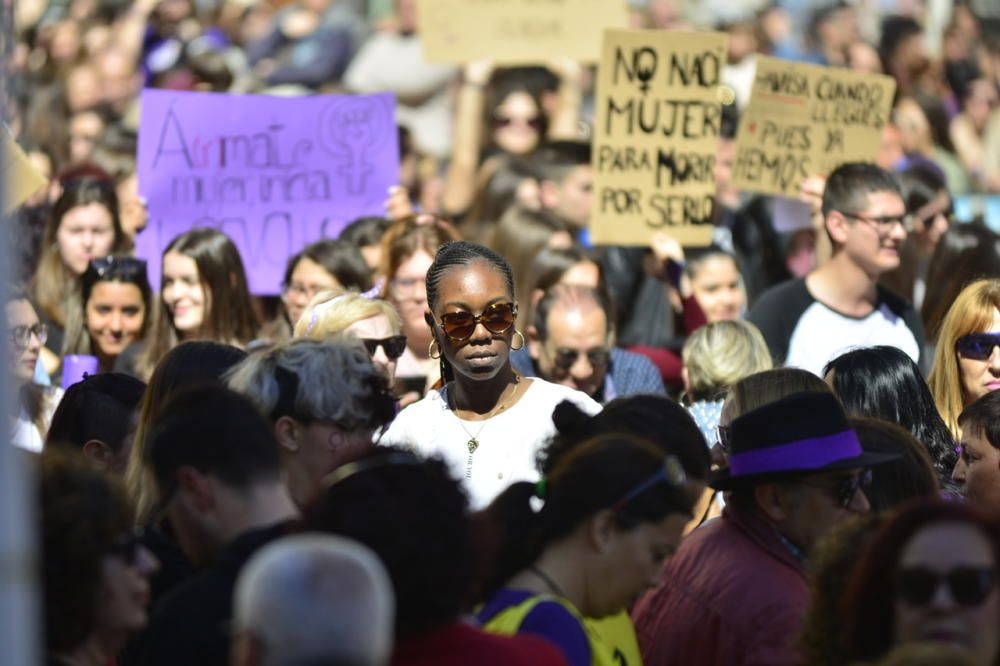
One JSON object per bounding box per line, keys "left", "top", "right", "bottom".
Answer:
{"left": 590, "top": 29, "right": 729, "bottom": 247}
{"left": 137, "top": 89, "right": 399, "bottom": 294}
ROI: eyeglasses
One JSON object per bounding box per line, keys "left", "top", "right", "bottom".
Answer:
{"left": 9, "top": 322, "right": 47, "bottom": 349}
{"left": 611, "top": 456, "right": 688, "bottom": 513}
{"left": 493, "top": 115, "right": 543, "bottom": 131}
{"left": 362, "top": 335, "right": 407, "bottom": 360}
{"left": 285, "top": 282, "right": 334, "bottom": 302}
{"left": 895, "top": 566, "right": 996, "bottom": 607}
{"left": 436, "top": 302, "right": 516, "bottom": 342}
{"left": 836, "top": 210, "right": 913, "bottom": 233}
{"left": 956, "top": 332, "right": 1000, "bottom": 361}
{"left": 797, "top": 469, "right": 872, "bottom": 509}
{"left": 549, "top": 347, "right": 611, "bottom": 371}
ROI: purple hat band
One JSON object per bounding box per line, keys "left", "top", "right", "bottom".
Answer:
{"left": 729, "top": 430, "right": 863, "bottom": 477}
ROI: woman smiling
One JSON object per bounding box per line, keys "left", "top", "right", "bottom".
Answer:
{"left": 380, "top": 241, "right": 600, "bottom": 509}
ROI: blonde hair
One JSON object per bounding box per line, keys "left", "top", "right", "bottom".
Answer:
{"left": 682, "top": 321, "right": 773, "bottom": 403}
{"left": 294, "top": 288, "right": 401, "bottom": 340}
{"left": 928, "top": 278, "right": 1000, "bottom": 436}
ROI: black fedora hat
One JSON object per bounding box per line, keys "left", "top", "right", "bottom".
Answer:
{"left": 710, "top": 392, "right": 898, "bottom": 490}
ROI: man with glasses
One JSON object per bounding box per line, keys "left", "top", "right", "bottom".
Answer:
{"left": 749, "top": 162, "right": 923, "bottom": 376}
{"left": 513, "top": 284, "right": 664, "bottom": 402}
{"left": 633, "top": 392, "right": 897, "bottom": 666}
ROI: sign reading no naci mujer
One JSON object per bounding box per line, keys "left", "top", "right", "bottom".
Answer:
{"left": 137, "top": 89, "right": 399, "bottom": 295}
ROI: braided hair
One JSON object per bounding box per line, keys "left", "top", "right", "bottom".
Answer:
{"left": 425, "top": 241, "right": 516, "bottom": 383}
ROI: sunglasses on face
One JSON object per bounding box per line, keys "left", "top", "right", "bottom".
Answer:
{"left": 895, "top": 566, "right": 996, "bottom": 607}
{"left": 493, "top": 115, "right": 543, "bottom": 131}
{"left": 436, "top": 302, "right": 516, "bottom": 342}
{"left": 362, "top": 335, "right": 407, "bottom": 360}
{"left": 550, "top": 347, "right": 611, "bottom": 371}
{"left": 91, "top": 256, "right": 148, "bottom": 279}
{"left": 9, "top": 322, "right": 48, "bottom": 349}
{"left": 798, "top": 469, "right": 872, "bottom": 509}
{"left": 956, "top": 332, "right": 1000, "bottom": 361}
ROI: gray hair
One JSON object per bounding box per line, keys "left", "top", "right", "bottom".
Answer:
{"left": 226, "top": 339, "right": 386, "bottom": 430}
{"left": 233, "top": 534, "right": 395, "bottom": 666}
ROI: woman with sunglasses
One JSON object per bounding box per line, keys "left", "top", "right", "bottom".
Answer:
{"left": 840, "top": 499, "right": 1000, "bottom": 665}
{"left": 476, "top": 433, "right": 698, "bottom": 666}
{"left": 62, "top": 256, "right": 152, "bottom": 374}
{"left": 7, "top": 287, "right": 61, "bottom": 452}
{"left": 295, "top": 288, "right": 405, "bottom": 390}
{"left": 380, "top": 241, "right": 600, "bottom": 509}
{"left": 40, "top": 448, "right": 159, "bottom": 666}
{"left": 929, "top": 278, "right": 1000, "bottom": 436}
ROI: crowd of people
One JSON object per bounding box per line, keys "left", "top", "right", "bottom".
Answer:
{"left": 6, "top": 0, "right": 1000, "bottom": 664}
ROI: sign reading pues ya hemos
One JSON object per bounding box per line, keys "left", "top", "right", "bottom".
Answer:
{"left": 731, "top": 56, "right": 895, "bottom": 197}
{"left": 137, "top": 89, "right": 399, "bottom": 294}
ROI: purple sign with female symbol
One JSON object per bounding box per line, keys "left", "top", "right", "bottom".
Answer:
{"left": 137, "top": 89, "right": 399, "bottom": 294}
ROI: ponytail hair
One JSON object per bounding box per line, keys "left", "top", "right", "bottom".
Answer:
{"left": 479, "top": 433, "right": 692, "bottom": 600}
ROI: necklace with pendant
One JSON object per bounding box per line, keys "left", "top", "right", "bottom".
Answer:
{"left": 451, "top": 374, "right": 522, "bottom": 478}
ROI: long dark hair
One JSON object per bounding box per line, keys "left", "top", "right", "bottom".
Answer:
{"left": 425, "top": 241, "right": 515, "bottom": 384}
{"left": 31, "top": 176, "right": 129, "bottom": 327}
{"left": 824, "top": 346, "right": 957, "bottom": 490}
{"left": 479, "top": 430, "right": 697, "bottom": 601}
{"left": 922, "top": 222, "right": 1000, "bottom": 341}
{"left": 63, "top": 256, "right": 152, "bottom": 359}
{"left": 137, "top": 228, "right": 258, "bottom": 379}
{"left": 841, "top": 500, "right": 1000, "bottom": 664}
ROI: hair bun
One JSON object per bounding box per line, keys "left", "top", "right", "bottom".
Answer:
{"left": 552, "top": 400, "right": 590, "bottom": 436}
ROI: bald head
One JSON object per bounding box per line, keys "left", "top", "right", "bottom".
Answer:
{"left": 233, "top": 535, "right": 395, "bottom": 666}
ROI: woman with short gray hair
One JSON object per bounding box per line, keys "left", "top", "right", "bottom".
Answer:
{"left": 227, "top": 339, "right": 397, "bottom": 507}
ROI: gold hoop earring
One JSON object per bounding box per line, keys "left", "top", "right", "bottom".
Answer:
{"left": 511, "top": 330, "right": 525, "bottom": 351}
{"left": 428, "top": 338, "right": 442, "bottom": 359}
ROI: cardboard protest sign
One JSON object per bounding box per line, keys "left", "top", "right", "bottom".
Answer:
{"left": 3, "top": 128, "right": 47, "bottom": 213}
{"left": 137, "top": 90, "right": 399, "bottom": 294}
{"left": 590, "top": 29, "right": 729, "bottom": 247}
{"left": 731, "top": 55, "right": 896, "bottom": 197}
{"left": 418, "top": 0, "right": 628, "bottom": 64}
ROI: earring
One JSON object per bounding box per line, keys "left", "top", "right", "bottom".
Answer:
{"left": 511, "top": 330, "right": 525, "bottom": 351}
{"left": 428, "top": 338, "right": 442, "bottom": 359}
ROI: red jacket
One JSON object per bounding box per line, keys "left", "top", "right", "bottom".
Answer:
{"left": 632, "top": 505, "right": 809, "bottom": 666}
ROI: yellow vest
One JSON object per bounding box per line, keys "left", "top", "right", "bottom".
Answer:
{"left": 586, "top": 612, "right": 644, "bottom": 666}
{"left": 481, "top": 594, "right": 620, "bottom": 666}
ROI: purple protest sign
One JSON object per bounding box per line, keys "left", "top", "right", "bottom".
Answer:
{"left": 137, "top": 89, "right": 399, "bottom": 294}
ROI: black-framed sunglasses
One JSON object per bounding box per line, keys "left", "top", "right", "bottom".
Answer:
{"left": 956, "top": 332, "right": 1000, "bottom": 361}
{"left": 9, "top": 322, "right": 47, "bottom": 349}
{"left": 362, "top": 335, "right": 407, "bottom": 360}
{"left": 798, "top": 468, "right": 872, "bottom": 509}
{"left": 550, "top": 347, "right": 611, "bottom": 371}
{"left": 715, "top": 424, "right": 731, "bottom": 451}
{"left": 610, "top": 456, "right": 688, "bottom": 513}
{"left": 895, "top": 566, "right": 996, "bottom": 607}
{"left": 436, "top": 302, "right": 516, "bottom": 342}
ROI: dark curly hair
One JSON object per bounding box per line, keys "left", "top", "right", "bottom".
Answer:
{"left": 40, "top": 448, "right": 134, "bottom": 652}
{"left": 303, "top": 446, "right": 475, "bottom": 639}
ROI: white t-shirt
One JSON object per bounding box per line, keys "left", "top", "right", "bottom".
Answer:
{"left": 380, "top": 378, "right": 602, "bottom": 509}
